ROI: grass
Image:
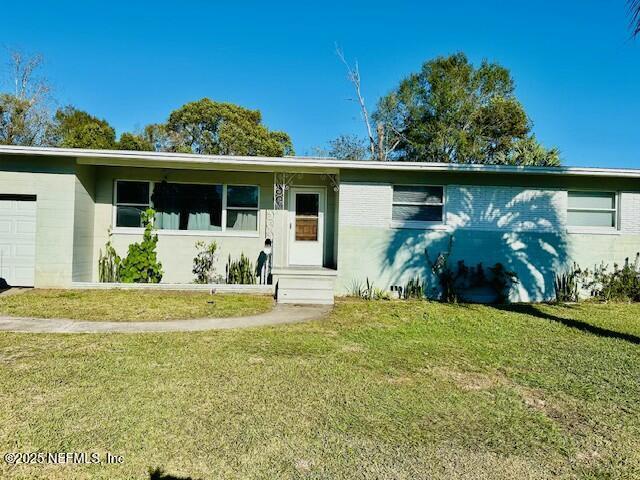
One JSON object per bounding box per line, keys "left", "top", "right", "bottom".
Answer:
{"left": 1, "top": 299, "right": 639, "bottom": 479}
{"left": 0, "top": 289, "right": 273, "bottom": 321}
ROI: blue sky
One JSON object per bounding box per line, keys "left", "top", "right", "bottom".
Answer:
{"left": 1, "top": 1, "right": 638, "bottom": 167}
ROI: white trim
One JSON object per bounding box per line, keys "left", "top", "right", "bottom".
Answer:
{"left": 111, "top": 228, "right": 259, "bottom": 238}
{"left": 288, "top": 186, "right": 327, "bottom": 267}
{"left": 566, "top": 227, "right": 622, "bottom": 236}
{"left": 391, "top": 222, "right": 451, "bottom": 231}
{"left": 2, "top": 145, "right": 640, "bottom": 179}
{"left": 71, "top": 281, "right": 274, "bottom": 294}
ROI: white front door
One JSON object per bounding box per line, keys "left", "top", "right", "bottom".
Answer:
{"left": 0, "top": 196, "right": 37, "bottom": 287}
{"left": 288, "top": 188, "right": 325, "bottom": 266}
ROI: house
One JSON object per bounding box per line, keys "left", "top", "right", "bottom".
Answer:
{"left": 1, "top": 145, "right": 639, "bottom": 304}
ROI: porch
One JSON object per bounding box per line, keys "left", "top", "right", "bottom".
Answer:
{"left": 81, "top": 163, "right": 341, "bottom": 304}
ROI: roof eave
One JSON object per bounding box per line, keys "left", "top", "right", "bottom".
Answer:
{"left": 0, "top": 145, "right": 638, "bottom": 179}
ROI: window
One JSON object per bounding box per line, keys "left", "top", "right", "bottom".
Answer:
{"left": 114, "top": 181, "right": 259, "bottom": 233}
{"left": 226, "top": 185, "right": 259, "bottom": 231}
{"left": 295, "top": 193, "right": 319, "bottom": 241}
{"left": 392, "top": 185, "right": 444, "bottom": 224}
{"left": 115, "top": 181, "right": 150, "bottom": 227}
{"left": 152, "top": 182, "right": 222, "bottom": 231}
{"left": 567, "top": 191, "right": 618, "bottom": 229}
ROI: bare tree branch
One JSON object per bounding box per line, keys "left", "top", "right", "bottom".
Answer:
{"left": 6, "top": 49, "right": 50, "bottom": 104}
{"left": 335, "top": 45, "right": 378, "bottom": 160}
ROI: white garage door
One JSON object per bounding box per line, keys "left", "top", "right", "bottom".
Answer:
{"left": 0, "top": 195, "right": 37, "bottom": 287}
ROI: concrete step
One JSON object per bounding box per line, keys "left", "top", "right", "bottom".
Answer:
{"left": 272, "top": 267, "right": 337, "bottom": 305}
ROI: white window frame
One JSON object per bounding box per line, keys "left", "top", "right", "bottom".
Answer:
{"left": 566, "top": 190, "right": 620, "bottom": 234}
{"left": 225, "top": 184, "right": 261, "bottom": 233}
{"left": 113, "top": 180, "right": 152, "bottom": 231}
{"left": 112, "top": 179, "right": 260, "bottom": 238}
{"left": 391, "top": 184, "right": 447, "bottom": 230}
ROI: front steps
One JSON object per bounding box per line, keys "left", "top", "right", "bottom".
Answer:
{"left": 272, "top": 267, "right": 337, "bottom": 305}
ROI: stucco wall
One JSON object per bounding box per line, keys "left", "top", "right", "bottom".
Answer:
{"left": 336, "top": 172, "right": 640, "bottom": 302}
{"left": 92, "top": 168, "right": 337, "bottom": 283}
{"left": 0, "top": 155, "right": 77, "bottom": 287}
{"left": 72, "top": 164, "right": 96, "bottom": 282}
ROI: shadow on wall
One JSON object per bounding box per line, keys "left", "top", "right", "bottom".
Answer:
{"left": 383, "top": 186, "right": 570, "bottom": 302}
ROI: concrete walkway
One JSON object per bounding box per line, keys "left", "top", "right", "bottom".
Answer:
{"left": 0, "top": 304, "right": 332, "bottom": 334}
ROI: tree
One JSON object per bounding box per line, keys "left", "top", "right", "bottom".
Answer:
{"left": 327, "top": 134, "right": 368, "bottom": 160}
{"left": 493, "top": 135, "right": 560, "bottom": 167}
{"left": 0, "top": 50, "right": 53, "bottom": 146}
{"left": 52, "top": 106, "right": 116, "bottom": 149}
{"left": 373, "top": 53, "right": 558, "bottom": 165}
{"left": 118, "top": 132, "right": 153, "bottom": 151}
{"left": 149, "top": 98, "right": 294, "bottom": 156}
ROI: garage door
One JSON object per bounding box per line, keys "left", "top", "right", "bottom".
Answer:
{"left": 0, "top": 195, "right": 36, "bottom": 287}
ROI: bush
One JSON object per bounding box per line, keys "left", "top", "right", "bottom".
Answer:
{"left": 425, "top": 237, "right": 518, "bottom": 303}
{"left": 403, "top": 277, "right": 424, "bottom": 299}
{"left": 554, "top": 263, "right": 582, "bottom": 303}
{"left": 98, "top": 234, "right": 121, "bottom": 283}
{"left": 118, "top": 209, "right": 163, "bottom": 283}
{"left": 192, "top": 241, "right": 222, "bottom": 284}
{"left": 348, "top": 278, "right": 390, "bottom": 300}
{"left": 583, "top": 253, "right": 640, "bottom": 302}
{"left": 226, "top": 254, "right": 256, "bottom": 285}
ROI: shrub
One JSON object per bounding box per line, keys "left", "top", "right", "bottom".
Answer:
{"left": 583, "top": 253, "right": 640, "bottom": 302}
{"left": 118, "top": 209, "right": 163, "bottom": 283}
{"left": 403, "top": 277, "right": 424, "bottom": 299}
{"left": 226, "top": 254, "right": 256, "bottom": 285}
{"left": 192, "top": 241, "right": 222, "bottom": 284}
{"left": 554, "top": 263, "right": 582, "bottom": 303}
{"left": 348, "top": 278, "right": 389, "bottom": 300}
{"left": 489, "top": 263, "right": 518, "bottom": 304}
{"left": 98, "top": 233, "right": 121, "bottom": 283}
{"left": 425, "top": 236, "right": 518, "bottom": 303}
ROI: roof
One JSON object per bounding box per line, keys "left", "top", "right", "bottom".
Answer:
{"left": 1, "top": 145, "right": 639, "bottom": 179}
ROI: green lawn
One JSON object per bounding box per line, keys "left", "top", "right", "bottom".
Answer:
{"left": 0, "top": 289, "right": 273, "bottom": 321}
{"left": 1, "top": 300, "right": 639, "bottom": 479}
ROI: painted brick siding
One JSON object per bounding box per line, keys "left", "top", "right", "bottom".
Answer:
{"left": 620, "top": 192, "right": 640, "bottom": 234}
{"left": 339, "top": 182, "right": 392, "bottom": 228}
{"left": 445, "top": 185, "right": 567, "bottom": 232}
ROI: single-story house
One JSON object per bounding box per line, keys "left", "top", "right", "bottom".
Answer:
{"left": 1, "top": 145, "right": 639, "bottom": 304}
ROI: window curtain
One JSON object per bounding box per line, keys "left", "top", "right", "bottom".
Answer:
{"left": 228, "top": 210, "right": 257, "bottom": 230}
{"left": 151, "top": 181, "right": 180, "bottom": 230}
{"left": 186, "top": 187, "right": 221, "bottom": 231}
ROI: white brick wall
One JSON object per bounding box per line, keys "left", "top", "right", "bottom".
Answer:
{"left": 445, "top": 185, "right": 566, "bottom": 233}
{"left": 620, "top": 192, "right": 640, "bottom": 234}
{"left": 339, "top": 182, "right": 392, "bottom": 227}
{"left": 338, "top": 182, "right": 640, "bottom": 235}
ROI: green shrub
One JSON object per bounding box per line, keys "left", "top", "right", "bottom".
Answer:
{"left": 98, "top": 233, "right": 121, "bottom": 283}
{"left": 583, "top": 253, "right": 640, "bottom": 302}
{"left": 554, "top": 263, "right": 582, "bottom": 303}
{"left": 226, "top": 254, "right": 256, "bottom": 285}
{"left": 348, "top": 278, "right": 389, "bottom": 300}
{"left": 118, "top": 209, "right": 163, "bottom": 283}
{"left": 403, "top": 277, "right": 424, "bottom": 299}
{"left": 425, "top": 236, "right": 518, "bottom": 303}
{"left": 192, "top": 241, "right": 222, "bottom": 284}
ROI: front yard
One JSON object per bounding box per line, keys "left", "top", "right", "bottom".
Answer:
{"left": 1, "top": 298, "right": 639, "bottom": 479}
{"left": 0, "top": 289, "right": 273, "bottom": 321}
